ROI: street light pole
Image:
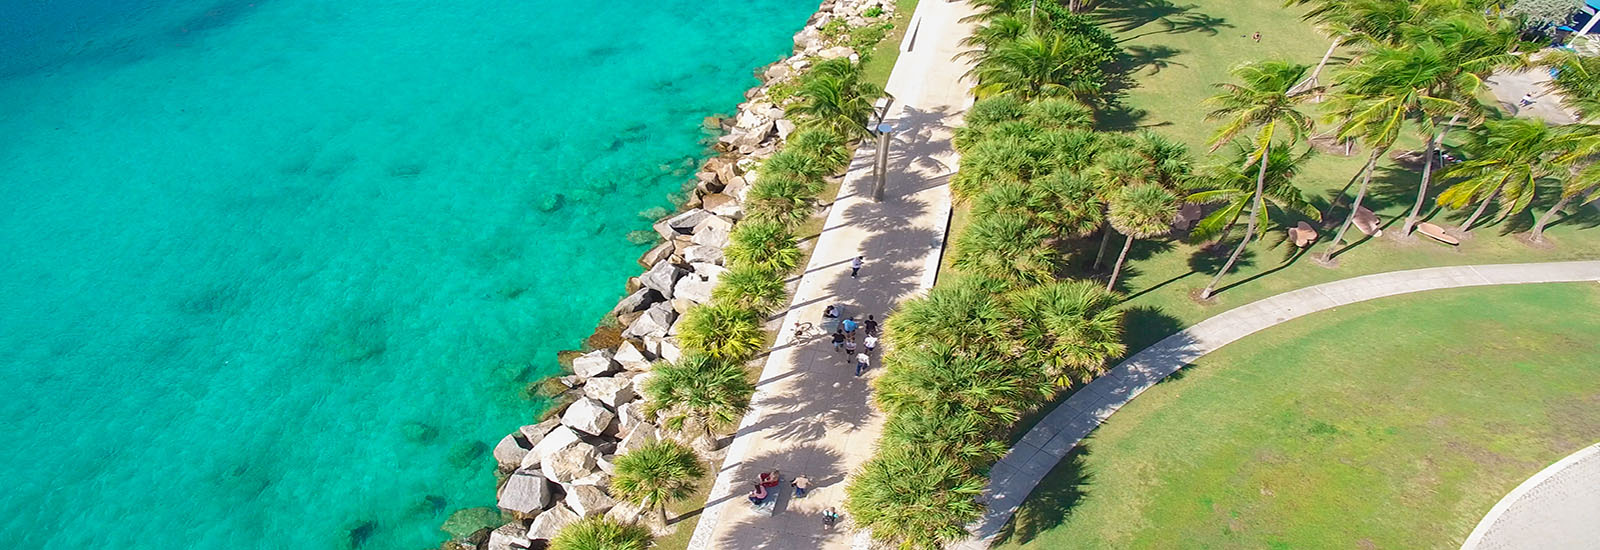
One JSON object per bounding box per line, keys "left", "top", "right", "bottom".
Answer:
{"left": 871, "top": 123, "right": 893, "bottom": 202}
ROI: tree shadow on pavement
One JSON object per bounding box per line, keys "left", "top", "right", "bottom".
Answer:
{"left": 702, "top": 443, "right": 848, "bottom": 549}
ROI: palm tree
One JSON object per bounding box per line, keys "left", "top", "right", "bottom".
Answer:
{"left": 874, "top": 343, "right": 1050, "bottom": 426}
{"left": 760, "top": 148, "right": 832, "bottom": 183}
{"left": 1003, "top": 280, "right": 1126, "bottom": 386}
{"left": 674, "top": 303, "right": 765, "bottom": 361}
{"left": 641, "top": 353, "right": 754, "bottom": 446}
{"left": 712, "top": 264, "right": 789, "bottom": 315}
{"left": 1542, "top": 50, "right": 1600, "bottom": 121}
{"left": 1533, "top": 125, "right": 1600, "bottom": 241}
{"left": 844, "top": 445, "right": 985, "bottom": 549}
{"left": 610, "top": 440, "right": 706, "bottom": 524}
{"left": 969, "top": 31, "right": 1112, "bottom": 101}
{"left": 878, "top": 404, "right": 1010, "bottom": 466}
{"left": 1024, "top": 97, "right": 1096, "bottom": 130}
{"left": 949, "top": 136, "right": 1041, "bottom": 199}
{"left": 1531, "top": 165, "right": 1599, "bottom": 242}
{"left": 784, "top": 128, "right": 852, "bottom": 174}
{"left": 743, "top": 173, "right": 822, "bottom": 228}
{"left": 724, "top": 220, "right": 802, "bottom": 273}
{"left": 1186, "top": 144, "right": 1319, "bottom": 246}
{"left": 883, "top": 276, "right": 1010, "bottom": 353}
{"left": 1438, "top": 117, "right": 1561, "bottom": 233}
{"left": 1199, "top": 60, "right": 1316, "bottom": 299}
{"left": 547, "top": 517, "right": 652, "bottom": 550}
{"left": 788, "top": 58, "right": 883, "bottom": 141}
{"left": 1395, "top": 15, "right": 1525, "bottom": 236}
{"left": 1105, "top": 185, "right": 1178, "bottom": 291}
{"left": 951, "top": 212, "right": 1058, "bottom": 287}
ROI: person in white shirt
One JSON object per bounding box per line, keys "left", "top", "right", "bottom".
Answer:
{"left": 855, "top": 352, "right": 870, "bottom": 376}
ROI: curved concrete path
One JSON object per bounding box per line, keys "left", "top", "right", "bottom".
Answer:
{"left": 1461, "top": 441, "right": 1600, "bottom": 550}
{"left": 955, "top": 260, "right": 1600, "bottom": 549}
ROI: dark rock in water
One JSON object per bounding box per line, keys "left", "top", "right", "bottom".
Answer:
{"left": 402, "top": 422, "right": 439, "bottom": 444}
{"left": 440, "top": 506, "right": 503, "bottom": 540}
{"left": 345, "top": 519, "right": 377, "bottom": 549}
{"left": 410, "top": 494, "right": 448, "bottom": 517}
{"left": 533, "top": 193, "right": 564, "bottom": 213}
{"left": 448, "top": 441, "right": 489, "bottom": 468}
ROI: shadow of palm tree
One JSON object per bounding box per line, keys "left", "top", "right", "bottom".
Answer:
{"left": 991, "top": 444, "right": 1095, "bottom": 546}
{"left": 701, "top": 443, "right": 848, "bottom": 548}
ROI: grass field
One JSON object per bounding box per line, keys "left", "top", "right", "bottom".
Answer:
{"left": 995, "top": 282, "right": 1600, "bottom": 550}
{"left": 937, "top": 0, "right": 1600, "bottom": 352}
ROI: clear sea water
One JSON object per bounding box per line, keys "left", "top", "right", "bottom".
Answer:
{"left": 0, "top": 0, "right": 812, "bottom": 547}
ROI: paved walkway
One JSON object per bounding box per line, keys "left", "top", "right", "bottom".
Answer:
{"left": 955, "top": 261, "right": 1600, "bottom": 549}
{"left": 683, "top": 1, "right": 977, "bottom": 548}
{"left": 1461, "top": 441, "right": 1600, "bottom": 550}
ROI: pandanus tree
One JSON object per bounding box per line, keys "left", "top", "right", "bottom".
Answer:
{"left": 874, "top": 343, "right": 1050, "bottom": 426}
{"left": 674, "top": 303, "right": 765, "bottom": 361}
{"left": 1439, "top": 117, "right": 1562, "bottom": 233}
{"left": 789, "top": 58, "right": 883, "bottom": 141}
{"left": 883, "top": 276, "right": 1010, "bottom": 353}
{"left": 610, "top": 440, "right": 706, "bottom": 524}
{"left": 951, "top": 213, "right": 1059, "bottom": 288}
{"left": 1105, "top": 184, "right": 1179, "bottom": 291}
{"left": 724, "top": 219, "right": 802, "bottom": 272}
{"left": 641, "top": 353, "right": 754, "bottom": 447}
{"left": 845, "top": 444, "right": 986, "bottom": 549}
{"left": 1199, "top": 61, "right": 1316, "bottom": 299}
{"left": 712, "top": 264, "right": 789, "bottom": 315}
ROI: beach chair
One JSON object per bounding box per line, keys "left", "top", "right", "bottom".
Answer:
{"left": 1352, "top": 207, "right": 1383, "bottom": 237}
{"left": 1287, "top": 221, "right": 1318, "bottom": 247}
{"left": 1415, "top": 222, "right": 1460, "bottom": 245}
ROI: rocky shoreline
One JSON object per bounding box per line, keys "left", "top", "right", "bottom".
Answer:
{"left": 445, "top": 1, "right": 897, "bottom": 548}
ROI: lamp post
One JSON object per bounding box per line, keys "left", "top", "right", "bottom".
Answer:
{"left": 871, "top": 122, "right": 893, "bottom": 202}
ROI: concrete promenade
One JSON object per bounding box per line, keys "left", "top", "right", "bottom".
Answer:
{"left": 683, "top": 0, "right": 977, "bottom": 548}
{"left": 1460, "top": 441, "right": 1600, "bottom": 550}
{"left": 956, "top": 261, "right": 1600, "bottom": 549}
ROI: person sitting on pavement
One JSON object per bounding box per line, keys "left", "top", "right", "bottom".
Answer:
{"left": 758, "top": 470, "right": 781, "bottom": 488}
{"left": 748, "top": 483, "right": 768, "bottom": 505}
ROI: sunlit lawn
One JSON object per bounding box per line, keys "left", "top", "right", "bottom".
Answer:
{"left": 995, "top": 282, "right": 1600, "bottom": 549}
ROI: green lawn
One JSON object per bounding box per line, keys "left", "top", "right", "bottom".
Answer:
{"left": 996, "top": 282, "right": 1600, "bottom": 550}
{"left": 859, "top": 0, "right": 922, "bottom": 89}
{"left": 1028, "top": 0, "right": 1600, "bottom": 351}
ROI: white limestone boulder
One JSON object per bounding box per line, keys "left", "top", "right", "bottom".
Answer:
{"left": 497, "top": 468, "right": 553, "bottom": 515}
{"left": 571, "top": 349, "right": 618, "bottom": 378}
{"left": 581, "top": 377, "right": 635, "bottom": 409}
{"left": 613, "top": 341, "right": 652, "bottom": 371}
{"left": 524, "top": 425, "right": 583, "bottom": 469}
{"left": 622, "top": 302, "right": 676, "bottom": 340}
{"left": 486, "top": 522, "right": 532, "bottom": 550}
{"left": 561, "top": 398, "right": 617, "bottom": 436}
{"left": 526, "top": 505, "right": 580, "bottom": 541}
{"left": 565, "top": 485, "right": 618, "bottom": 518}
{"left": 639, "top": 260, "right": 685, "bottom": 299}
{"left": 672, "top": 273, "right": 716, "bottom": 305}
{"left": 540, "top": 441, "right": 601, "bottom": 485}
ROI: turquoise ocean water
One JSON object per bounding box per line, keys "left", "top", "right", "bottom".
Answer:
{"left": 0, "top": 0, "right": 812, "bottom": 547}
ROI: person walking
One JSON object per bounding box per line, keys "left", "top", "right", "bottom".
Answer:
{"left": 843, "top": 338, "right": 857, "bottom": 356}
{"left": 863, "top": 334, "right": 877, "bottom": 354}
{"left": 831, "top": 329, "right": 846, "bottom": 352}
{"left": 850, "top": 255, "right": 864, "bottom": 277}
{"left": 855, "top": 351, "right": 870, "bottom": 376}
{"left": 862, "top": 314, "right": 878, "bottom": 335}
{"left": 1520, "top": 92, "right": 1536, "bottom": 106}
{"left": 790, "top": 475, "right": 811, "bottom": 498}
{"left": 841, "top": 317, "right": 857, "bottom": 337}
{"left": 823, "top": 507, "right": 840, "bottom": 529}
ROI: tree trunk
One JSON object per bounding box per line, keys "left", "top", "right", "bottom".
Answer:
{"left": 1459, "top": 181, "right": 1507, "bottom": 233}
{"left": 1202, "top": 144, "right": 1271, "bottom": 299}
{"left": 659, "top": 502, "right": 669, "bottom": 525}
{"left": 1318, "top": 148, "right": 1383, "bottom": 262}
{"left": 1530, "top": 194, "right": 1575, "bottom": 242}
{"left": 1403, "top": 114, "right": 1461, "bottom": 235}
{"left": 1092, "top": 223, "right": 1113, "bottom": 270}
{"left": 1107, "top": 234, "right": 1134, "bottom": 291}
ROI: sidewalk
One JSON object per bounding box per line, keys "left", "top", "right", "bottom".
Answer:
{"left": 684, "top": 1, "right": 978, "bottom": 548}
{"left": 956, "top": 261, "right": 1600, "bottom": 549}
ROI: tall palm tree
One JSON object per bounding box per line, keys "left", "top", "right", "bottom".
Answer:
{"left": 1105, "top": 184, "right": 1178, "bottom": 291}
{"left": 712, "top": 264, "right": 789, "bottom": 315}
{"left": 641, "top": 353, "right": 754, "bottom": 446}
{"left": 1438, "top": 117, "right": 1561, "bottom": 233}
{"left": 674, "top": 303, "right": 765, "bottom": 361}
{"left": 874, "top": 343, "right": 1050, "bottom": 425}
{"left": 1187, "top": 144, "right": 1319, "bottom": 246}
{"left": 788, "top": 58, "right": 883, "bottom": 141}
{"left": 1199, "top": 60, "right": 1316, "bottom": 299}
{"left": 547, "top": 517, "right": 652, "bottom": 550}
{"left": 1542, "top": 50, "right": 1600, "bottom": 121}
{"left": 1533, "top": 125, "right": 1600, "bottom": 241}
{"left": 845, "top": 444, "right": 985, "bottom": 549}
{"left": 610, "top": 440, "right": 706, "bottom": 524}
{"left": 724, "top": 219, "right": 802, "bottom": 273}
{"left": 1004, "top": 280, "right": 1126, "bottom": 386}
{"left": 1396, "top": 14, "right": 1525, "bottom": 236}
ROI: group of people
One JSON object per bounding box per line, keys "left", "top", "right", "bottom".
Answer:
{"left": 823, "top": 305, "right": 879, "bottom": 376}
{"left": 746, "top": 469, "right": 840, "bottom": 527}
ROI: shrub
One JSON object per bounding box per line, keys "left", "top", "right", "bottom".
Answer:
{"left": 724, "top": 219, "right": 804, "bottom": 272}
{"left": 744, "top": 174, "right": 822, "bottom": 228}
{"left": 760, "top": 148, "right": 833, "bottom": 182}
{"left": 713, "top": 264, "right": 791, "bottom": 315}
{"left": 845, "top": 445, "right": 986, "bottom": 549}
{"left": 674, "top": 303, "right": 766, "bottom": 361}
{"left": 611, "top": 440, "right": 706, "bottom": 523}
{"left": 784, "top": 128, "right": 852, "bottom": 174}
{"left": 547, "top": 517, "right": 652, "bottom": 550}
{"left": 642, "top": 353, "right": 755, "bottom": 443}
{"left": 864, "top": 5, "right": 884, "bottom": 17}
{"left": 850, "top": 24, "right": 888, "bottom": 50}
